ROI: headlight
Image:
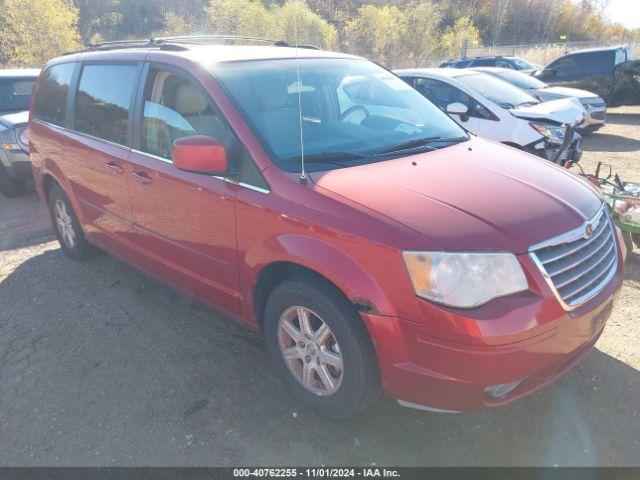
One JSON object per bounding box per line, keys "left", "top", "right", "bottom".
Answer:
{"left": 16, "top": 127, "right": 29, "bottom": 152}
{"left": 530, "top": 122, "right": 566, "bottom": 142}
{"left": 403, "top": 251, "right": 528, "bottom": 308}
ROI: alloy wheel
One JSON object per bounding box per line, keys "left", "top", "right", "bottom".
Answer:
{"left": 55, "top": 199, "right": 76, "bottom": 248}
{"left": 277, "top": 306, "right": 344, "bottom": 396}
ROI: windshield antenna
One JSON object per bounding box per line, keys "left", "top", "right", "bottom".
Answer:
{"left": 294, "top": 23, "right": 307, "bottom": 185}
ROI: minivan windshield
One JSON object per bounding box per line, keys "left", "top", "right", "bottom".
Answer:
{"left": 0, "top": 78, "right": 36, "bottom": 113}
{"left": 494, "top": 70, "right": 547, "bottom": 90}
{"left": 213, "top": 58, "right": 468, "bottom": 172}
{"left": 455, "top": 73, "right": 539, "bottom": 109}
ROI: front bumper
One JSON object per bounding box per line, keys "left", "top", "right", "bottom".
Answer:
{"left": 0, "top": 149, "right": 31, "bottom": 180}
{"left": 362, "top": 250, "right": 623, "bottom": 412}
{"left": 581, "top": 105, "right": 607, "bottom": 128}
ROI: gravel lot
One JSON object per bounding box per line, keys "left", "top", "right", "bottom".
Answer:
{"left": 0, "top": 107, "right": 638, "bottom": 467}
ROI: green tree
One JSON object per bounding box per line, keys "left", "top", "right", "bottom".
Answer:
{"left": 344, "top": 5, "right": 405, "bottom": 66}
{"left": 0, "top": 0, "right": 81, "bottom": 65}
{"left": 272, "top": 1, "right": 338, "bottom": 49}
{"left": 204, "top": 0, "right": 336, "bottom": 49}
{"left": 205, "top": 0, "right": 250, "bottom": 34}
{"left": 439, "top": 16, "right": 481, "bottom": 59}
{"left": 75, "top": 0, "right": 122, "bottom": 43}
{"left": 205, "top": 0, "right": 273, "bottom": 38}
{"left": 399, "top": 1, "right": 442, "bottom": 67}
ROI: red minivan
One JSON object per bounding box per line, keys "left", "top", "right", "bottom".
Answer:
{"left": 29, "top": 38, "right": 625, "bottom": 417}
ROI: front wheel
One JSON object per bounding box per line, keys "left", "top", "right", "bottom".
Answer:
{"left": 264, "top": 277, "right": 380, "bottom": 418}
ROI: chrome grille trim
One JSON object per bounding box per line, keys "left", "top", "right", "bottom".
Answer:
{"left": 528, "top": 205, "right": 618, "bottom": 311}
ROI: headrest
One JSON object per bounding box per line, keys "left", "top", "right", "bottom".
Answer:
{"left": 175, "top": 83, "right": 208, "bottom": 115}
{"left": 259, "top": 78, "right": 290, "bottom": 111}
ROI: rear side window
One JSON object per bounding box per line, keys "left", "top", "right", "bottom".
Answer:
{"left": 581, "top": 51, "right": 613, "bottom": 73}
{"left": 549, "top": 54, "right": 578, "bottom": 72}
{"left": 33, "top": 63, "right": 75, "bottom": 126}
{"left": 0, "top": 77, "right": 36, "bottom": 113}
{"left": 471, "top": 58, "right": 496, "bottom": 67}
{"left": 74, "top": 64, "right": 138, "bottom": 145}
{"left": 453, "top": 60, "right": 471, "bottom": 68}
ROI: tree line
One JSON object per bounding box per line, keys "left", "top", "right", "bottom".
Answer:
{"left": 0, "top": 0, "right": 638, "bottom": 67}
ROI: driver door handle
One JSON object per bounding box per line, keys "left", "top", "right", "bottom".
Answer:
{"left": 131, "top": 170, "right": 153, "bottom": 185}
{"left": 105, "top": 161, "right": 124, "bottom": 175}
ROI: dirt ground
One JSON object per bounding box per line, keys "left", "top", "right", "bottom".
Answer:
{"left": 0, "top": 107, "right": 638, "bottom": 467}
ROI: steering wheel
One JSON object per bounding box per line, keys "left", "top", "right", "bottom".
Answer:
{"left": 341, "top": 105, "right": 370, "bottom": 123}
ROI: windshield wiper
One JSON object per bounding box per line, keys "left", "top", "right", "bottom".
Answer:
{"left": 281, "top": 152, "right": 366, "bottom": 164}
{"left": 374, "top": 135, "right": 471, "bottom": 156}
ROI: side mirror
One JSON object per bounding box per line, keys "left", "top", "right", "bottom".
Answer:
{"left": 539, "top": 68, "right": 556, "bottom": 79}
{"left": 447, "top": 102, "right": 470, "bottom": 122}
{"left": 172, "top": 135, "right": 228, "bottom": 174}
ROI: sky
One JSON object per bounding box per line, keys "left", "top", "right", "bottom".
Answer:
{"left": 602, "top": 0, "right": 640, "bottom": 29}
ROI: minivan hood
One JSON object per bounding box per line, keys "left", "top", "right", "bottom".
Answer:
{"left": 510, "top": 98, "right": 585, "bottom": 126}
{"left": 311, "top": 137, "right": 601, "bottom": 253}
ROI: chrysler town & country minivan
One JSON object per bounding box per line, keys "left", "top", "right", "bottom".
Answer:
{"left": 29, "top": 38, "right": 624, "bottom": 417}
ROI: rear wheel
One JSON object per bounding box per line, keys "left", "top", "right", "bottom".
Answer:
{"left": 0, "top": 164, "right": 26, "bottom": 198}
{"left": 264, "top": 276, "right": 380, "bottom": 418}
{"left": 48, "top": 184, "right": 97, "bottom": 261}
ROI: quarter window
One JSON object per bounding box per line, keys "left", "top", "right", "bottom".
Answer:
{"left": 472, "top": 58, "right": 496, "bottom": 67}
{"left": 74, "top": 64, "right": 138, "bottom": 145}
{"left": 33, "top": 63, "right": 75, "bottom": 126}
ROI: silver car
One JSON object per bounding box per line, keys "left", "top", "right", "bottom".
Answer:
{"left": 0, "top": 69, "right": 39, "bottom": 197}
{"left": 471, "top": 67, "right": 606, "bottom": 131}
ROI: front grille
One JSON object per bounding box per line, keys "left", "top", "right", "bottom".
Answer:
{"left": 530, "top": 207, "right": 617, "bottom": 309}
{"left": 584, "top": 100, "right": 606, "bottom": 109}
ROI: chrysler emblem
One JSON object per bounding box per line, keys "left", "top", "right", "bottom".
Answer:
{"left": 585, "top": 224, "right": 593, "bottom": 239}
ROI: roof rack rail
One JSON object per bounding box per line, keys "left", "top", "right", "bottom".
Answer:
{"left": 154, "top": 34, "right": 320, "bottom": 49}
{"left": 62, "top": 34, "right": 320, "bottom": 56}
{"left": 153, "top": 34, "right": 285, "bottom": 45}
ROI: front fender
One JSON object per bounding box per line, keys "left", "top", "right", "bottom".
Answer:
{"left": 242, "top": 233, "right": 399, "bottom": 322}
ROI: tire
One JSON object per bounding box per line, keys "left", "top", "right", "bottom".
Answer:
{"left": 579, "top": 124, "right": 604, "bottom": 135}
{"left": 0, "top": 164, "right": 26, "bottom": 198}
{"left": 632, "top": 234, "right": 640, "bottom": 250}
{"left": 622, "top": 231, "right": 634, "bottom": 260}
{"left": 264, "top": 276, "right": 381, "bottom": 418}
{"left": 48, "top": 184, "right": 97, "bottom": 261}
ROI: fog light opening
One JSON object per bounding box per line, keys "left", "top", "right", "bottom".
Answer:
{"left": 484, "top": 379, "right": 524, "bottom": 399}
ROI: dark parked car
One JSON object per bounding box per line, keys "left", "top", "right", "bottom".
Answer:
{"left": 443, "top": 56, "right": 540, "bottom": 74}
{"left": 534, "top": 45, "right": 640, "bottom": 105}
{"left": 0, "top": 69, "right": 40, "bottom": 197}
